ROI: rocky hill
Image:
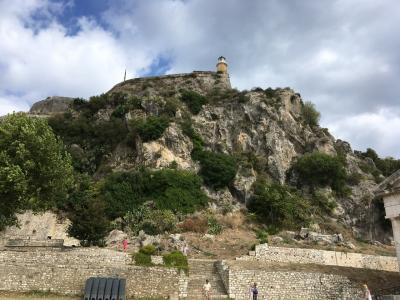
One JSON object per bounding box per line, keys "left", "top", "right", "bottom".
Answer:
{"left": 6, "top": 70, "right": 397, "bottom": 253}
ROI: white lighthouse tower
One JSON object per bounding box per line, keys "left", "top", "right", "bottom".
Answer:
{"left": 216, "top": 56, "right": 228, "bottom": 74}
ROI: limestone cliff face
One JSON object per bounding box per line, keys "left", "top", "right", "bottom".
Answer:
{"left": 25, "top": 72, "right": 389, "bottom": 242}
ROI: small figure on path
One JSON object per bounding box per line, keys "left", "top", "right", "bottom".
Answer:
{"left": 251, "top": 282, "right": 259, "bottom": 300}
{"left": 202, "top": 279, "right": 211, "bottom": 300}
{"left": 362, "top": 283, "right": 372, "bottom": 300}
{"left": 182, "top": 243, "right": 189, "bottom": 256}
{"left": 122, "top": 238, "right": 128, "bottom": 252}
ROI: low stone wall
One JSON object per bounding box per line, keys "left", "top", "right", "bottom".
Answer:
{"left": 237, "top": 244, "right": 398, "bottom": 272}
{"left": 218, "top": 260, "right": 363, "bottom": 300}
{"left": 0, "top": 248, "right": 188, "bottom": 298}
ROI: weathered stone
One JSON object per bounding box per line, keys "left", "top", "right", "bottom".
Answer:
{"left": 29, "top": 96, "right": 74, "bottom": 115}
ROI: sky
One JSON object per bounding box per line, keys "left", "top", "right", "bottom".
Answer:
{"left": 0, "top": 0, "right": 399, "bottom": 158}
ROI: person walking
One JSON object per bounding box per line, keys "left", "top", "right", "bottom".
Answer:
{"left": 202, "top": 279, "right": 211, "bottom": 300}
{"left": 362, "top": 283, "right": 372, "bottom": 300}
{"left": 122, "top": 238, "right": 128, "bottom": 252}
{"left": 251, "top": 282, "right": 259, "bottom": 300}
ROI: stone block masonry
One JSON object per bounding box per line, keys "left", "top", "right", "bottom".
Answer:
{"left": 237, "top": 243, "right": 399, "bottom": 272}
{"left": 0, "top": 248, "right": 188, "bottom": 298}
{"left": 220, "top": 262, "right": 363, "bottom": 300}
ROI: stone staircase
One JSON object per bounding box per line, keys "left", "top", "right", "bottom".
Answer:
{"left": 187, "top": 259, "right": 228, "bottom": 299}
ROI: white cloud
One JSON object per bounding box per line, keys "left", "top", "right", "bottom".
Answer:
{"left": 1, "top": 0, "right": 400, "bottom": 158}
{"left": 328, "top": 108, "right": 400, "bottom": 157}
{"left": 0, "top": 0, "right": 152, "bottom": 111}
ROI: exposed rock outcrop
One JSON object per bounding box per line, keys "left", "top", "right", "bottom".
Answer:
{"left": 29, "top": 96, "right": 74, "bottom": 115}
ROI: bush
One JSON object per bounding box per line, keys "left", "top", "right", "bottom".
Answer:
{"left": 134, "top": 252, "right": 153, "bottom": 266}
{"left": 131, "top": 116, "right": 170, "bottom": 142}
{"left": 264, "top": 88, "right": 276, "bottom": 98}
{"left": 48, "top": 113, "right": 129, "bottom": 174}
{"left": 140, "top": 244, "right": 156, "bottom": 255}
{"left": 178, "top": 216, "right": 208, "bottom": 233}
{"left": 101, "top": 168, "right": 208, "bottom": 220}
{"left": 197, "top": 151, "right": 237, "bottom": 189}
{"left": 302, "top": 101, "right": 320, "bottom": 127}
{"left": 207, "top": 216, "right": 223, "bottom": 235}
{"left": 248, "top": 179, "right": 311, "bottom": 230}
{"left": 255, "top": 229, "right": 269, "bottom": 244}
{"left": 100, "top": 170, "right": 151, "bottom": 220}
{"left": 163, "top": 251, "right": 188, "bottom": 272}
{"left": 180, "top": 90, "right": 207, "bottom": 114}
{"left": 140, "top": 209, "right": 177, "bottom": 235}
{"left": 293, "top": 152, "right": 347, "bottom": 193}
{"left": 148, "top": 169, "right": 209, "bottom": 213}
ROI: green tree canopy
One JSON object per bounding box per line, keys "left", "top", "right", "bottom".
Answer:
{"left": 293, "top": 152, "right": 346, "bottom": 193}
{"left": 0, "top": 113, "right": 74, "bottom": 229}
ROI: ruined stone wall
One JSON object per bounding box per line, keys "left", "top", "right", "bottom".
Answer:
{"left": 218, "top": 260, "right": 363, "bottom": 300}
{"left": 0, "top": 248, "right": 188, "bottom": 298}
{"left": 237, "top": 244, "right": 398, "bottom": 272}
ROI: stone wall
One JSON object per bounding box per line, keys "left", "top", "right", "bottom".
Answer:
{"left": 0, "top": 248, "right": 188, "bottom": 298}
{"left": 237, "top": 244, "right": 398, "bottom": 272}
{"left": 218, "top": 260, "right": 363, "bottom": 300}
{"left": 108, "top": 71, "right": 231, "bottom": 97}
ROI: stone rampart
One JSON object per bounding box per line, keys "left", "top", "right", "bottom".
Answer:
{"left": 108, "top": 71, "right": 231, "bottom": 96}
{"left": 237, "top": 244, "right": 398, "bottom": 272}
{"left": 217, "top": 260, "right": 364, "bottom": 300}
{"left": 0, "top": 248, "right": 188, "bottom": 298}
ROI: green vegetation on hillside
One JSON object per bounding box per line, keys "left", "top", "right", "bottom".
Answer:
{"left": 0, "top": 113, "right": 74, "bottom": 229}
{"left": 180, "top": 90, "right": 207, "bottom": 114}
{"left": 293, "top": 152, "right": 347, "bottom": 194}
{"left": 180, "top": 117, "right": 237, "bottom": 189}
{"left": 361, "top": 148, "right": 400, "bottom": 177}
{"left": 248, "top": 179, "right": 311, "bottom": 231}
{"left": 130, "top": 116, "right": 170, "bottom": 142}
{"left": 302, "top": 101, "right": 320, "bottom": 127}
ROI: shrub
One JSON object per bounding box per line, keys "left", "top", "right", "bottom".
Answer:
{"left": 101, "top": 168, "right": 208, "bottom": 220}
{"left": 179, "top": 118, "right": 204, "bottom": 158}
{"left": 197, "top": 151, "right": 237, "bottom": 189}
{"left": 134, "top": 252, "right": 153, "bottom": 266}
{"left": 178, "top": 216, "right": 208, "bottom": 233}
{"left": 264, "top": 88, "right": 276, "bottom": 98}
{"left": 293, "top": 152, "right": 346, "bottom": 193}
{"left": 131, "top": 116, "right": 170, "bottom": 142}
{"left": 141, "top": 209, "right": 177, "bottom": 235}
{"left": 248, "top": 179, "right": 311, "bottom": 230}
{"left": 100, "top": 170, "right": 151, "bottom": 220}
{"left": 140, "top": 244, "right": 156, "bottom": 255}
{"left": 163, "top": 251, "right": 188, "bottom": 272}
{"left": 148, "top": 169, "right": 208, "bottom": 213}
{"left": 255, "top": 229, "right": 269, "bottom": 244}
{"left": 207, "top": 216, "right": 223, "bottom": 235}
{"left": 180, "top": 90, "right": 207, "bottom": 114}
{"left": 302, "top": 101, "right": 320, "bottom": 127}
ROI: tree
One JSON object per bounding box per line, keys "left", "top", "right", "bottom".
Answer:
{"left": 248, "top": 179, "right": 311, "bottom": 230}
{"left": 0, "top": 113, "right": 74, "bottom": 229}
{"left": 67, "top": 197, "right": 109, "bottom": 246}
{"left": 302, "top": 101, "right": 320, "bottom": 127}
{"left": 293, "top": 152, "right": 346, "bottom": 193}
{"left": 197, "top": 151, "right": 237, "bottom": 189}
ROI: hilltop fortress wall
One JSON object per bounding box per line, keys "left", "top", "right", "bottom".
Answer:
{"left": 0, "top": 245, "right": 399, "bottom": 299}
{"left": 108, "top": 71, "right": 231, "bottom": 96}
